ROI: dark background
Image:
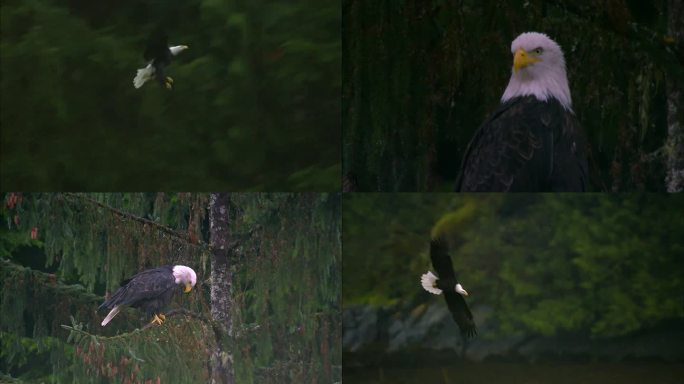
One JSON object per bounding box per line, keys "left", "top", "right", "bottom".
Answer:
{"left": 1, "top": 0, "right": 340, "bottom": 191}
{"left": 343, "top": 0, "right": 684, "bottom": 191}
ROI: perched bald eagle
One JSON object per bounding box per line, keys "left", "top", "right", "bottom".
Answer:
{"left": 133, "top": 31, "right": 188, "bottom": 89}
{"left": 420, "top": 237, "right": 476, "bottom": 338}
{"left": 455, "top": 32, "right": 588, "bottom": 191}
{"left": 99, "top": 265, "right": 197, "bottom": 327}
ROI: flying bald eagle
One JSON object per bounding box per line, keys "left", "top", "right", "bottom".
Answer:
{"left": 420, "top": 237, "right": 476, "bottom": 338}
{"left": 133, "top": 31, "right": 188, "bottom": 89}
{"left": 455, "top": 32, "right": 588, "bottom": 192}
{"left": 99, "top": 265, "right": 197, "bottom": 327}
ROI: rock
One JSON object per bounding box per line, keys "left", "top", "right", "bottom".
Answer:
{"left": 343, "top": 305, "right": 381, "bottom": 352}
{"left": 343, "top": 304, "right": 684, "bottom": 363}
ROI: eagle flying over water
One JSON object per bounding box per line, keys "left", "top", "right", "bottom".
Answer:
{"left": 455, "top": 32, "right": 588, "bottom": 192}
{"left": 421, "top": 237, "right": 477, "bottom": 338}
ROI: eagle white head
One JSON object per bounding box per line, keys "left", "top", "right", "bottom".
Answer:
{"left": 501, "top": 32, "right": 572, "bottom": 111}
{"left": 173, "top": 265, "right": 197, "bottom": 293}
{"left": 455, "top": 283, "right": 468, "bottom": 297}
{"left": 169, "top": 45, "right": 189, "bottom": 56}
{"left": 420, "top": 271, "right": 469, "bottom": 297}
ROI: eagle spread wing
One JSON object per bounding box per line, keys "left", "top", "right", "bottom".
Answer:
{"left": 430, "top": 237, "right": 477, "bottom": 338}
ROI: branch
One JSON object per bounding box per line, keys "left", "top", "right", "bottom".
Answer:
{"left": 60, "top": 308, "right": 253, "bottom": 349}
{"left": 0, "top": 258, "right": 102, "bottom": 303}
{"left": 140, "top": 308, "right": 212, "bottom": 331}
{"left": 64, "top": 193, "right": 209, "bottom": 250}
{"left": 60, "top": 309, "right": 210, "bottom": 342}
{"left": 643, "top": 146, "right": 667, "bottom": 162}
{"left": 61, "top": 324, "right": 144, "bottom": 341}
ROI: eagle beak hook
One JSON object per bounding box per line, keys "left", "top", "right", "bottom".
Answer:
{"left": 513, "top": 48, "right": 538, "bottom": 73}
{"left": 184, "top": 283, "right": 192, "bottom": 293}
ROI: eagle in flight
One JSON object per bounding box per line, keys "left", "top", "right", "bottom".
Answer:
{"left": 133, "top": 31, "right": 188, "bottom": 89}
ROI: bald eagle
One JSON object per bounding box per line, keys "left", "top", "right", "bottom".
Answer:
{"left": 99, "top": 265, "right": 197, "bottom": 327}
{"left": 420, "top": 237, "right": 476, "bottom": 338}
{"left": 133, "top": 32, "right": 188, "bottom": 89}
{"left": 455, "top": 32, "right": 588, "bottom": 192}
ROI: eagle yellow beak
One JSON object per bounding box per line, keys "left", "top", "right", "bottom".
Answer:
{"left": 513, "top": 48, "right": 539, "bottom": 73}
{"left": 184, "top": 283, "right": 192, "bottom": 293}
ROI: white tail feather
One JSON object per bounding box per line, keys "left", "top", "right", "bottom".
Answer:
{"left": 133, "top": 64, "right": 154, "bottom": 89}
{"left": 101, "top": 306, "right": 121, "bottom": 326}
{"left": 421, "top": 271, "right": 442, "bottom": 295}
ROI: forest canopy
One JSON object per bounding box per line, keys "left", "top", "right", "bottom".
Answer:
{"left": 0, "top": 0, "right": 340, "bottom": 191}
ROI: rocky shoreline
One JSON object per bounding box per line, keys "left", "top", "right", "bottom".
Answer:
{"left": 343, "top": 303, "right": 684, "bottom": 367}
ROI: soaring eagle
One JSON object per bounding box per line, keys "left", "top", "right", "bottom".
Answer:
{"left": 99, "top": 265, "right": 197, "bottom": 327}
{"left": 133, "top": 31, "right": 188, "bottom": 89}
{"left": 420, "top": 237, "right": 476, "bottom": 338}
{"left": 455, "top": 32, "right": 588, "bottom": 192}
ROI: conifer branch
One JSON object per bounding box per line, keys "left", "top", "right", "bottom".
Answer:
{"left": 140, "top": 308, "right": 212, "bottom": 331}
{"left": 60, "top": 308, "right": 241, "bottom": 347}
{"left": 61, "top": 324, "right": 145, "bottom": 341}
{"left": 64, "top": 193, "right": 261, "bottom": 254}
{"left": 64, "top": 193, "right": 210, "bottom": 250}
{"left": 0, "top": 258, "right": 101, "bottom": 303}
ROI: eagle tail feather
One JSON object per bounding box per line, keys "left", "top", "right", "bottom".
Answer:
{"left": 133, "top": 64, "right": 154, "bottom": 88}
{"left": 101, "top": 305, "right": 121, "bottom": 327}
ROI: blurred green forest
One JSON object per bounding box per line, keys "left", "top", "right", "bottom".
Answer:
{"left": 343, "top": 194, "right": 684, "bottom": 338}
{"left": 0, "top": 193, "right": 340, "bottom": 383}
{"left": 1, "top": 0, "right": 340, "bottom": 191}
{"left": 343, "top": 0, "right": 684, "bottom": 191}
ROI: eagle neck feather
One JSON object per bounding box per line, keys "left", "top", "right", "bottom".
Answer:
{"left": 501, "top": 64, "right": 572, "bottom": 112}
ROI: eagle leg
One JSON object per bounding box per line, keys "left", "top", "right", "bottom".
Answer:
{"left": 150, "top": 313, "right": 165, "bottom": 325}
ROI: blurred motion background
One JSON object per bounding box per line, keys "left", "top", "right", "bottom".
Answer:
{"left": 1, "top": 0, "right": 340, "bottom": 190}
{"left": 343, "top": 0, "right": 684, "bottom": 191}
{"left": 343, "top": 193, "right": 684, "bottom": 383}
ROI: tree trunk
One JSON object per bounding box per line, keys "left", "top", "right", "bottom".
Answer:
{"left": 209, "top": 193, "right": 235, "bottom": 383}
{"left": 666, "top": 0, "right": 684, "bottom": 192}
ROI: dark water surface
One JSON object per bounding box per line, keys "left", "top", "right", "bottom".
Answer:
{"left": 344, "top": 362, "right": 684, "bottom": 384}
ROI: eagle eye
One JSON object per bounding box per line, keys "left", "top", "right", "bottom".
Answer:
{"left": 533, "top": 47, "right": 543, "bottom": 55}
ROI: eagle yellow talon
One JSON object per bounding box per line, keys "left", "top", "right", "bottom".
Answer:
{"left": 166, "top": 76, "right": 174, "bottom": 84}
{"left": 151, "top": 314, "right": 165, "bottom": 325}
{"left": 165, "top": 82, "right": 173, "bottom": 90}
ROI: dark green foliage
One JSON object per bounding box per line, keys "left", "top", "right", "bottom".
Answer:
{"left": 343, "top": 194, "right": 684, "bottom": 338}
{"left": 0, "top": 0, "right": 340, "bottom": 191}
{"left": 0, "top": 193, "right": 340, "bottom": 383}
{"left": 229, "top": 193, "right": 341, "bottom": 383}
{"left": 343, "top": 0, "right": 679, "bottom": 191}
